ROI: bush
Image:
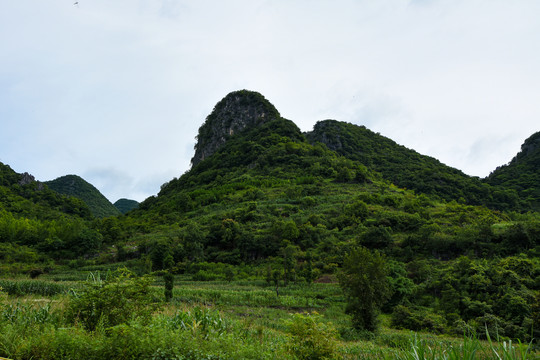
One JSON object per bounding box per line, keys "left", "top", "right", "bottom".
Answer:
{"left": 66, "top": 268, "right": 157, "bottom": 331}
{"left": 192, "top": 270, "right": 219, "bottom": 281}
{"left": 391, "top": 305, "right": 445, "bottom": 334}
{"left": 286, "top": 312, "right": 338, "bottom": 360}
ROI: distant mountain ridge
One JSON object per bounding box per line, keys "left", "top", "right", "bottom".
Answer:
{"left": 114, "top": 198, "right": 139, "bottom": 214}
{"left": 45, "top": 175, "right": 120, "bottom": 218}
{"left": 305, "top": 120, "right": 526, "bottom": 210}
{"left": 2, "top": 90, "right": 538, "bottom": 217}
{"left": 0, "top": 162, "right": 91, "bottom": 220}
{"left": 179, "top": 90, "right": 538, "bottom": 212}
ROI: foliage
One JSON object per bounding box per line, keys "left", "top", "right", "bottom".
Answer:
{"left": 45, "top": 175, "right": 120, "bottom": 218}
{"left": 338, "top": 247, "right": 392, "bottom": 332}
{"left": 391, "top": 332, "right": 534, "bottom": 360}
{"left": 307, "top": 120, "right": 535, "bottom": 212}
{"left": 164, "top": 271, "right": 174, "bottom": 302}
{"left": 0, "top": 279, "right": 69, "bottom": 297}
{"left": 66, "top": 268, "right": 157, "bottom": 331}
{"left": 487, "top": 131, "right": 540, "bottom": 211}
{"left": 113, "top": 198, "right": 139, "bottom": 214}
{"left": 286, "top": 312, "right": 338, "bottom": 360}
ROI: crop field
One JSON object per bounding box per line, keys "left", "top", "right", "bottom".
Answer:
{"left": 0, "top": 267, "right": 537, "bottom": 360}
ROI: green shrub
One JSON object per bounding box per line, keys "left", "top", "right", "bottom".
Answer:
{"left": 66, "top": 268, "right": 157, "bottom": 331}
{"left": 286, "top": 312, "right": 338, "bottom": 360}
{"left": 391, "top": 305, "right": 445, "bottom": 334}
{"left": 192, "top": 270, "right": 220, "bottom": 281}
{"left": 0, "top": 286, "right": 6, "bottom": 304}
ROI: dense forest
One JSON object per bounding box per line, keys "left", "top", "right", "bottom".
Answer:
{"left": 0, "top": 90, "right": 539, "bottom": 359}
{"left": 45, "top": 175, "right": 121, "bottom": 218}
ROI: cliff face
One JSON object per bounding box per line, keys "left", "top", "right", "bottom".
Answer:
{"left": 191, "top": 90, "right": 280, "bottom": 167}
{"left": 306, "top": 119, "right": 348, "bottom": 152}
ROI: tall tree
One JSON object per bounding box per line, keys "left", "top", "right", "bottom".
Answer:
{"left": 338, "top": 246, "right": 392, "bottom": 332}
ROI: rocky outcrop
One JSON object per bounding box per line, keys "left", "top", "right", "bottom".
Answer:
{"left": 19, "top": 172, "right": 44, "bottom": 190}
{"left": 306, "top": 120, "right": 346, "bottom": 152}
{"left": 19, "top": 172, "right": 36, "bottom": 185}
{"left": 191, "top": 90, "right": 280, "bottom": 167}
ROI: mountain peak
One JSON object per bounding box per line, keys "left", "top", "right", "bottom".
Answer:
{"left": 513, "top": 131, "right": 540, "bottom": 163}
{"left": 191, "top": 90, "right": 280, "bottom": 166}
{"left": 45, "top": 175, "right": 120, "bottom": 218}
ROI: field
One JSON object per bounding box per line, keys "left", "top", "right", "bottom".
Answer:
{"left": 0, "top": 266, "right": 537, "bottom": 360}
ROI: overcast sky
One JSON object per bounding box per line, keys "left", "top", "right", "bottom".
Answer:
{"left": 1, "top": 1, "right": 539, "bottom": 202}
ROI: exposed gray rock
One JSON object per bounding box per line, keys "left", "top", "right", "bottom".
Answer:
{"left": 19, "top": 172, "right": 36, "bottom": 185}
{"left": 19, "top": 172, "right": 44, "bottom": 190}
{"left": 191, "top": 90, "right": 280, "bottom": 167}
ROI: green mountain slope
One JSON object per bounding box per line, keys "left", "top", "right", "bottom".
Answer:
{"left": 1, "top": 90, "right": 538, "bottom": 342}
{"left": 46, "top": 175, "right": 120, "bottom": 218}
{"left": 486, "top": 131, "right": 540, "bottom": 211}
{"left": 0, "top": 162, "right": 91, "bottom": 220}
{"left": 130, "top": 91, "right": 530, "bottom": 264}
{"left": 114, "top": 198, "right": 139, "bottom": 214}
{"left": 0, "top": 163, "right": 102, "bottom": 261}
{"left": 123, "top": 91, "right": 539, "bottom": 341}
{"left": 306, "top": 120, "right": 524, "bottom": 211}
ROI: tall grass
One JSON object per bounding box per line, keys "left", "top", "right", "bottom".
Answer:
{"left": 0, "top": 277, "right": 537, "bottom": 360}
{"left": 0, "top": 279, "right": 71, "bottom": 296}
{"left": 389, "top": 332, "right": 537, "bottom": 360}
{"left": 170, "top": 282, "right": 342, "bottom": 309}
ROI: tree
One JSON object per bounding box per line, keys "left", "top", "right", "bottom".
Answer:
{"left": 304, "top": 250, "right": 315, "bottom": 284}
{"left": 338, "top": 246, "right": 391, "bottom": 332}
{"left": 164, "top": 271, "right": 174, "bottom": 302}
{"left": 282, "top": 243, "right": 299, "bottom": 285}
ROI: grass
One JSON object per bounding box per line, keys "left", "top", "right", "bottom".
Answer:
{"left": 0, "top": 279, "right": 72, "bottom": 297}
{"left": 0, "top": 274, "right": 538, "bottom": 360}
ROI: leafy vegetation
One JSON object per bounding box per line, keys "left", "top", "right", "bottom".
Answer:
{"left": 306, "top": 120, "right": 529, "bottom": 211}
{"left": 0, "top": 163, "right": 91, "bottom": 220}
{"left": 0, "top": 90, "right": 539, "bottom": 358}
{"left": 45, "top": 175, "right": 121, "bottom": 218}
{"left": 487, "top": 131, "right": 540, "bottom": 211}
{"left": 338, "top": 247, "right": 391, "bottom": 332}
{"left": 113, "top": 198, "right": 139, "bottom": 214}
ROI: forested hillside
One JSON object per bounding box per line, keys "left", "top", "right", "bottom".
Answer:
{"left": 114, "top": 198, "right": 139, "bottom": 214}
{"left": 1, "top": 90, "right": 539, "bottom": 349}
{"left": 486, "top": 131, "right": 540, "bottom": 211}
{"left": 0, "top": 163, "right": 91, "bottom": 220}
{"left": 0, "top": 163, "right": 104, "bottom": 265}
{"left": 46, "top": 175, "right": 121, "bottom": 218}
{"left": 306, "top": 120, "right": 525, "bottom": 211}
{"left": 123, "top": 91, "right": 540, "bottom": 341}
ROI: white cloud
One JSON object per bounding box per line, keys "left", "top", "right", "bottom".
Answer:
{"left": 1, "top": 0, "right": 539, "bottom": 202}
